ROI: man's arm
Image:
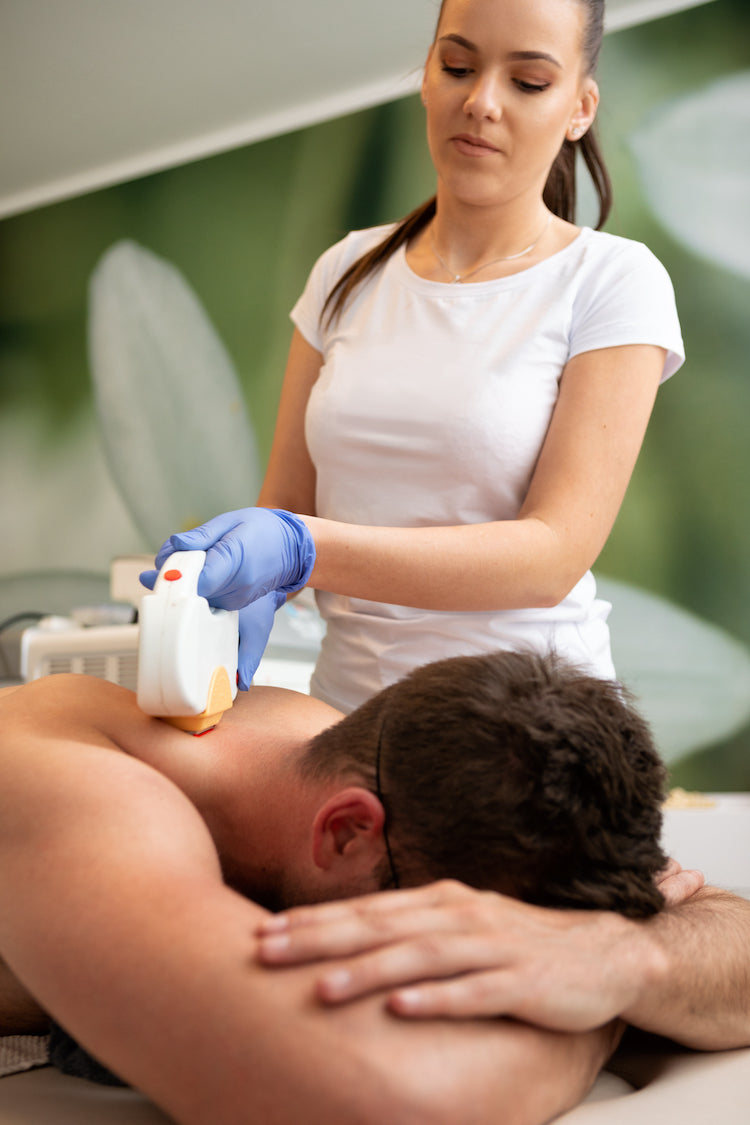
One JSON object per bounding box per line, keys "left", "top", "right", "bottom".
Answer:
{"left": 0, "top": 955, "right": 48, "bottom": 1034}
{"left": 257, "top": 879, "right": 750, "bottom": 1051}
{"left": 0, "top": 677, "right": 614, "bottom": 1125}
{"left": 623, "top": 885, "right": 750, "bottom": 1048}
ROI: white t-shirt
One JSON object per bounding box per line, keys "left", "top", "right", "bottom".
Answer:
{"left": 291, "top": 224, "right": 685, "bottom": 713}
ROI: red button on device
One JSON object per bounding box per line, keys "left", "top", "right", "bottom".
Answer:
{"left": 164, "top": 569, "right": 183, "bottom": 582}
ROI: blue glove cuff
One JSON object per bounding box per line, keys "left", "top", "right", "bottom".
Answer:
{"left": 270, "top": 509, "right": 316, "bottom": 594}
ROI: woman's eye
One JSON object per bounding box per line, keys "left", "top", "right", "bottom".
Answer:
{"left": 514, "top": 80, "right": 550, "bottom": 94}
{"left": 441, "top": 63, "right": 472, "bottom": 78}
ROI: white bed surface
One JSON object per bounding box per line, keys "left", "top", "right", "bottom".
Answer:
{"left": 1, "top": 1041, "right": 749, "bottom": 1124}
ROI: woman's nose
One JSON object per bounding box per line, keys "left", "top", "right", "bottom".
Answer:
{"left": 464, "top": 76, "right": 503, "bottom": 122}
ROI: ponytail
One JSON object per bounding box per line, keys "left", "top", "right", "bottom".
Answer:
{"left": 321, "top": 197, "right": 436, "bottom": 329}
{"left": 544, "top": 128, "right": 612, "bottom": 228}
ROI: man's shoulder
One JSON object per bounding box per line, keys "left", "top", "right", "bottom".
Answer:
{"left": 229, "top": 686, "right": 342, "bottom": 744}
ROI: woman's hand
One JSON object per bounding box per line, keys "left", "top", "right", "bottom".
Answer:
{"left": 143, "top": 507, "right": 315, "bottom": 606}
{"left": 235, "top": 591, "right": 286, "bottom": 689}
{"left": 140, "top": 508, "right": 315, "bottom": 687}
{"left": 256, "top": 879, "right": 675, "bottom": 1032}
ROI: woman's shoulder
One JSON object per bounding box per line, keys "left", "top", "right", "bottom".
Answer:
{"left": 575, "top": 226, "right": 663, "bottom": 265}
{"left": 293, "top": 222, "right": 399, "bottom": 332}
{"left": 567, "top": 228, "right": 684, "bottom": 376}
{"left": 313, "top": 222, "right": 399, "bottom": 276}
{"left": 569, "top": 227, "right": 677, "bottom": 299}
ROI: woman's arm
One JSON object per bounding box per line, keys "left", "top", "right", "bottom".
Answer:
{"left": 197, "top": 339, "right": 663, "bottom": 615}
{"left": 257, "top": 328, "right": 323, "bottom": 516}
{"left": 297, "top": 343, "right": 664, "bottom": 610}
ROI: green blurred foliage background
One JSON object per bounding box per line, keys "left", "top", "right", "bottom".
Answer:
{"left": 0, "top": 0, "right": 748, "bottom": 787}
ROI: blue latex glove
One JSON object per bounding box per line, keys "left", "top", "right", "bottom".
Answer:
{"left": 237, "top": 590, "right": 286, "bottom": 690}
{"left": 140, "top": 507, "right": 316, "bottom": 608}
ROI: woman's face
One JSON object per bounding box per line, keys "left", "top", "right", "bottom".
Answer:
{"left": 422, "top": 0, "right": 598, "bottom": 210}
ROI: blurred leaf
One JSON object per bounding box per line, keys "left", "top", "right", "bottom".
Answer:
{"left": 88, "top": 240, "right": 261, "bottom": 549}
{"left": 630, "top": 71, "right": 750, "bottom": 278}
{"left": 599, "top": 576, "right": 750, "bottom": 761}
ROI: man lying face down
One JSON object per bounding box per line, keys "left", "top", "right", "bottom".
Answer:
{"left": 0, "top": 649, "right": 666, "bottom": 1040}
{"left": 0, "top": 649, "right": 681, "bottom": 1123}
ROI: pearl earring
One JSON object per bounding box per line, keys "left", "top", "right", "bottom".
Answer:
{"left": 570, "top": 125, "right": 585, "bottom": 139}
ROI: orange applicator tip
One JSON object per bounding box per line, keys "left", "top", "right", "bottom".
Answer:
{"left": 163, "top": 666, "right": 235, "bottom": 736}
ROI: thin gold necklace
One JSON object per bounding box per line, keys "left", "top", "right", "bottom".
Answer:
{"left": 429, "top": 213, "right": 552, "bottom": 284}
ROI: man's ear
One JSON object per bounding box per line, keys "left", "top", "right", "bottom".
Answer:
{"left": 311, "top": 787, "right": 386, "bottom": 873}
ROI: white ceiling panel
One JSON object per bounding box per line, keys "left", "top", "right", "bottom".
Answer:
{"left": 0, "top": 0, "right": 718, "bottom": 219}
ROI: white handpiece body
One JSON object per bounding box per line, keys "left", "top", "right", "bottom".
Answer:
{"left": 137, "top": 551, "right": 238, "bottom": 731}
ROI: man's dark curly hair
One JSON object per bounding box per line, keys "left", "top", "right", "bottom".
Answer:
{"left": 299, "top": 650, "right": 668, "bottom": 919}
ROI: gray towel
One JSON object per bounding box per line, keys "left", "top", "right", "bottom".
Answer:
{"left": 0, "top": 1034, "right": 50, "bottom": 1078}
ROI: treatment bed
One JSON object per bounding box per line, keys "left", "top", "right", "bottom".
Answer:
{"left": 1, "top": 1033, "right": 749, "bottom": 1124}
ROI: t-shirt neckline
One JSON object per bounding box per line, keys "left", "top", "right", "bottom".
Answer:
{"left": 395, "top": 225, "right": 592, "bottom": 295}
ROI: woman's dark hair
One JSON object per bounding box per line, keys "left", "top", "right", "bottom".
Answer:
{"left": 322, "top": 0, "right": 611, "bottom": 326}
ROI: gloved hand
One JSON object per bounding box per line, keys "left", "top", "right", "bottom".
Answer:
{"left": 237, "top": 590, "right": 286, "bottom": 690}
{"left": 140, "top": 507, "right": 316, "bottom": 608}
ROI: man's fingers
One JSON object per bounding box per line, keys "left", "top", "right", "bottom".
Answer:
{"left": 387, "top": 970, "right": 527, "bottom": 1021}
{"left": 258, "top": 900, "right": 474, "bottom": 966}
{"left": 257, "top": 881, "right": 475, "bottom": 938}
{"left": 387, "top": 978, "right": 621, "bottom": 1032}
{"left": 658, "top": 867, "right": 705, "bottom": 907}
{"left": 314, "top": 933, "right": 511, "bottom": 1005}
{"left": 256, "top": 882, "right": 506, "bottom": 967}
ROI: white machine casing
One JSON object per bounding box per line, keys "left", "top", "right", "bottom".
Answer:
{"left": 21, "top": 620, "right": 139, "bottom": 688}
{"left": 136, "top": 550, "right": 238, "bottom": 728}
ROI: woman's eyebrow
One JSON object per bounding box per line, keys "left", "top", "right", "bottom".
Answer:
{"left": 508, "top": 49, "right": 562, "bottom": 69}
{"left": 438, "top": 34, "right": 562, "bottom": 70}
{"left": 438, "top": 33, "right": 479, "bottom": 52}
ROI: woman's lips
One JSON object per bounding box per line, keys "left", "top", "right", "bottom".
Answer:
{"left": 451, "top": 134, "right": 500, "bottom": 156}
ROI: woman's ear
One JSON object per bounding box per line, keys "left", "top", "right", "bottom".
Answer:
{"left": 567, "top": 79, "right": 599, "bottom": 142}
{"left": 311, "top": 787, "right": 386, "bottom": 873}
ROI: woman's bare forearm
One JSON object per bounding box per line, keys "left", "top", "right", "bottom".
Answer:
{"left": 301, "top": 514, "right": 570, "bottom": 611}
{"left": 266, "top": 343, "right": 666, "bottom": 614}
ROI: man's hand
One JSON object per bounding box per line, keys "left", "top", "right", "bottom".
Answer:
{"left": 256, "top": 880, "right": 668, "bottom": 1032}
{"left": 654, "top": 857, "right": 705, "bottom": 906}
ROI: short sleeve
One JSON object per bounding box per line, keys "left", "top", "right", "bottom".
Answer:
{"left": 289, "top": 241, "right": 345, "bottom": 353}
{"left": 290, "top": 225, "right": 396, "bottom": 354}
{"left": 569, "top": 238, "right": 685, "bottom": 383}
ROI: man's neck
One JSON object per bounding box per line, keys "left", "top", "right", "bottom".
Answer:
{"left": 161, "top": 686, "right": 343, "bottom": 901}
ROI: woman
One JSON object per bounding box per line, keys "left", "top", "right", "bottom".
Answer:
{"left": 152, "top": 0, "right": 683, "bottom": 712}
